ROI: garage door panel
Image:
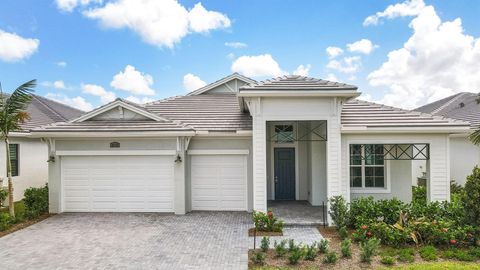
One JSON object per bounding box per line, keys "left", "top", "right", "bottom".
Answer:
{"left": 62, "top": 156, "right": 174, "bottom": 212}
{"left": 191, "top": 155, "right": 247, "bottom": 211}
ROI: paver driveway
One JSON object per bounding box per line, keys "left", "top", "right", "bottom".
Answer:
{"left": 0, "top": 212, "right": 251, "bottom": 270}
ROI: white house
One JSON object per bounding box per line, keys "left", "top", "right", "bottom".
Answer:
{"left": 1, "top": 95, "right": 83, "bottom": 202}
{"left": 415, "top": 92, "right": 480, "bottom": 186}
{"left": 30, "top": 74, "right": 470, "bottom": 223}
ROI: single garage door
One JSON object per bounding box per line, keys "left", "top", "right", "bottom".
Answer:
{"left": 62, "top": 155, "right": 174, "bottom": 212}
{"left": 191, "top": 155, "right": 247, "bottom": 211}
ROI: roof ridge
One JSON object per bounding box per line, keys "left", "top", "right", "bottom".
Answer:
{"left": 430, "top": 92, "right": 468, "bottom": 115}
{"left": 31, "top": 94, "right": 69, "bottom": 121}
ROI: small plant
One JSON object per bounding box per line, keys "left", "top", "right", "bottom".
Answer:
{"left": 338, "top": 226, "right": 349, "bottom": 240}
{"left": 359, "top": 237, "right": 380, "bottom": 263}
{"left": 288, "top": 239, "right": 299, "bottom": 252}
{"left": 419, "top": 245, "right": 438, "bottom": 261}
{"left": 323, "top": 251, "right": 338, "bottom": 264}
{"left": 252, "top": 209, "right": 284, "bottom": 232}
{"left": 329, "top": 196, "right": 349, "bottom": 229}
{"left": 24, "top": 184, "right": 49, "bottom": 219}
{"left": 0, "top": 212, "right": 14, "bottom": 231}
{"left": 442, "top": 248, "right": 475, "bottom": 262}
{"left": 468, "top": 247, "right": 480, "bottom": 258}
{"left": 304, "top": 243, "right": 318, "bottom": 261}
{"left": 250, "top": 251, "right": 266, "bottom": 265}
{"left": 397, "top": 248, "right": 415, "bottom": 263}
{"left": 260, "top": 237, "right": 270, "bottom": 252}
{"left": 274, "top": 240, "right": 288, "bottom": 257}
{"left": 288, "top": 247, "right": 304, "bottom": 265}
{"left": 380, "top": 255, "right": 395, "bottom": 265}
{"left": 340, "top": 239, "right": 352, "bottom": 258}
{"left": 317, "top": 239, "right": 329, "bottom": 254}
{"left": 0, "top": 189, "right": 7, "bottom": 208}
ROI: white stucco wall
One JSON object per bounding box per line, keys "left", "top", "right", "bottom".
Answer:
{"left": 450, "top": 135, "right": 480, "bottom": 185}
{"left": 0, "top": 137, "right": 48, "bottom": 201}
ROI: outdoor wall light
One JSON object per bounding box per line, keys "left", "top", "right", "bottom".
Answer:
{"left": 174, "top": 154, "right": 182, "bottom": 163}
{"left": 47, "top": 155, "right": 55, "bottom": 163}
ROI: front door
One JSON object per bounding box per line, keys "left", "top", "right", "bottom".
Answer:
{"left": 274, "top": 148, "right": 295, "bottom": 200}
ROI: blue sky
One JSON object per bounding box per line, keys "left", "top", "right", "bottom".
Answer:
{"left": 1, "top": 0, "right": 479, "bottom": 111}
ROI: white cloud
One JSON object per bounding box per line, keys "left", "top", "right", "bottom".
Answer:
{"left": 56, "top": 61, "right": 67, "bottom": 67}
{"left": 325, "top": 73, "right": 338, "bottom": 82}
{"left": 183, "top": 73, "right": 207, "bottom": 92}
{"left": 359, "top": 93, "right": 372, "bottom": 101}
{"left": 53, "top": 80, "right": 66, "bottom": 89}
{"left": 231, "top": 54, "right": 287, "bottom": 77}
{"left": 226, "top": 53, "right": 235, "bottom": 60}
{"left": 55, "top": 0, "right": 102, "bottom": 12}
{"left": 293, "top": 64, "right": 311, "bottom": 76}
{"left": 327, "top": 56, "right": 361, "bottom": 74}
{"left": 110, "top": 65, "right": 156, "bottom": 96}
{"left": 46, "top": 93, "right": 93, "bottom": 111}
{"left": 83, "top": 0, "right": 230, "bottom": 48}
{"left": 367, "top": 3, "right": 480, "bottom": 109}
{"left": 82, "top": 83, "right": 116, "bottom": 104}
{"left": 347, "top": 39, "right": 379, "bottom": 54}
{"left": 0, "top": 29, "right": 39, "bottom": 62}
{"left": 125, "top": 96, "right": 155, "bottom": 104}
{"left": 326, "top": 46, "right": 344, "bottom": 59}
{"left": 225, "top": 42, "right": 247, "bottom": 49}
{"left": 363, "top": 0, "right": 425, "bottom": 26}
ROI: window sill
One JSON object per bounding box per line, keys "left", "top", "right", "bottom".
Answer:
{"left": 351, "top": 188, "right": 390, "bottom": 194}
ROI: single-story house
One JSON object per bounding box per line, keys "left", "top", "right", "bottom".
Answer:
{"left": 1, "top": 94, "right": 83, "bottom": 201}
{"left": 30, "top": 74, "right": 471, "bottom": 223}
{"left": 415, "top": 92, "right": 480, "bottom": 186}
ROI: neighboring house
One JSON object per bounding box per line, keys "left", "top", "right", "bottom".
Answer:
{"left": 0, "top": 94, "right": 84, "bottom": 201}
{"left": 415, "top": 92, "right": 480, "bottom": 186}
{"left": 30, "top": 74, "right": 470, "bottom": 223}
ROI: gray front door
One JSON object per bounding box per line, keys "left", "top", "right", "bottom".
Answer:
{"left": 274, "top": 148, "right": 295, "bottom": 200}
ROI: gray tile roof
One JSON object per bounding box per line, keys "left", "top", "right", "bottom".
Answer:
{"left": 240, "top": 75, "right": 358, "bottom": 91}
{"left": 19, "top": 94, "right": 84, "bottom": 132}
{"left": 415, "top": 92, "right": 480, "bottom": 129}
{"left": 146, "top": 94, "right": 251, "bottom": 132}
{"left": 34, "top": 120, "right": 193, "bottom": 132}
{"left": 342, "top": 99, "right": 471, "bottom": 130}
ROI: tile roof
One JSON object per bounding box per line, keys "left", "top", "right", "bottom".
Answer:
{"left": 415, "top": 92, "right": 480, "bottom": 129}
{"left": 240, "top": 75, "right": 358, "bottom": 91}
{"left": 342, "top": 99, "right": 471, "bottom": 130}
{"left": 146, "top": 94, "right": 251, "bottom": 132}
{"left": 19, "top": 94, "right": 84, "bottom": 132}
{"left": 187, "top": 73, "right": 256, "bottom": 96}
{"left": 33, "top": 120, "right": 193, "bottom": 133}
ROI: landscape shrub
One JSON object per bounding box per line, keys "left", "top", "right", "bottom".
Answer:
{"left": 359, "top": 238, "right": 380, "bottom": 263}
{"left": 352, "top": 224, "right": 373, "bottom": 243}
{"left": 24, "top": 184, "right": 48, "bottom": 219}
{"left": 0, "top": 212, "right": 14, "bottom": 231}
{"left": 317, "top": 239, "right": 329, "bottom": 254}
{"left": 340, "top": 239, "right": 352, "bottom": 258}
{"left": 442, "top": 248, "right": 475, "bottom": 262}
{"left": 288, "top": 247, "right": 304, "bottom": 265}
{"left": 250, "top": 251, "right": 266, "bottom": 265}
{"left": 419, "top": 245, "right": 438, "bottom": 261}
{"left": 377, "top": 198, "right": 406, "bottom": 225}
{"left": 349, "top": 197, "right": 379, "bottom": 228}
{"left": 274, "top": 240, "right": 288, "bottom": 257}
{"left": 304, "top": 243, "right": 317, "bottom": 261}
{"left": 252, "top": 209, "right": 284, "bottom": 232}
{"left": 397, "top": 248, "right": 415, "bottom": 263}
{"left": 412, "top": 185, "right": 427, "bottom": 206}
{"left": 323, "top": 251, "right": 338, "bottom": 264}
{"left": 462, "top": 167, "right": 480, "bottom": 241}
{"left": 369, "top": 222, "right": 412, "bottom": 247}
{"left": 338, "top": 226, "right": 349, "bottom": 240}
{"left": 380, "top": 255, "right": 396, "bottom": 265}
{"left": 288, "top": 239, "right": 299, "bottom": 252}
{"left": 329, "top": 196, "right": 349, "bottom": 229}
{"left": 260, "top": 237, "right": 270, "bottom": 252}
{"left": 0, "top": 189, "right": 7, "bottom": 208}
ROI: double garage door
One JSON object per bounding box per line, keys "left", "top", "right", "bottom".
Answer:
{"left": 62, "top": 154, "right": 247, "bottom": 212}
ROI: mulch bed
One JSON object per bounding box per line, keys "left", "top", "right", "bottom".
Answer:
{"left": 0, "top": 213, "right": 53, "bottom": 238}
{"left": 248, "top": 228, "right": 283, "bottom": 237}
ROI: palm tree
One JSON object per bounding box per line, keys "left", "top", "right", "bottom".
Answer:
{"left": 0, "top": 80, "right": 35, "bottom": 217}
{"left": 470, "top": 129, "right": 480, "bottom": 145}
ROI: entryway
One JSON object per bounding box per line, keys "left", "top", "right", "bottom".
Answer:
{"left": 268, "top": 200, "right": 327, "bottom": 226}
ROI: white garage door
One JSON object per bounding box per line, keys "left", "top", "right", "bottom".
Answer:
{"left": 62, "top": 156, "right": 174, "bottom": 212}
{"left": 191, "top": 155, "right": 247, "bottom": 211}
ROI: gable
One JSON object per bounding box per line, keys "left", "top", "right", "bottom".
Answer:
{"left": 203, "top": 79, "right": 251, "bottom": 95}
{"left": 91, "top": 107, "right": 152, "bottom": 121}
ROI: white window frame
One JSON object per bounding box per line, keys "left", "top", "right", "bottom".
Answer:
{"left": 350, "top": 144, "right": 391, "bottom": 194}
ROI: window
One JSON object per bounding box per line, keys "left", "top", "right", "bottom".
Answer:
{"left": 9, "top": 144, "right": 19, "bottom": 177}
{"left": 274, "top": 125, "right": 294, "bottom": 143}
{"left": 350, "top": 144, "right": 385, "bottom": 189}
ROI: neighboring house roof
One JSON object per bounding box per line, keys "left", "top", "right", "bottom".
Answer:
{"left": 146, "top": 94, "right": 251, "bottom": 132}
{"left": 240, "top": 75, "right": 358, "bottom": 91}
{"left": 19, "top": 94, "right": 84, "bottom": 132}
{"left": 415, "top": 92, "right": 480, "bottom": 129}
{"left": 342, "top": 99, "right": 471, "bottom": 132}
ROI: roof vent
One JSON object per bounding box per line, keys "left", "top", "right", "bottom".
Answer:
{"left": 459, "top": 102, "right": 465, "bottom": 108}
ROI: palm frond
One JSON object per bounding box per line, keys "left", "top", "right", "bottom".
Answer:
{"left": 469, "top": 129, "right": 480, "bottom": 145}
{"left": 5, "top": 79, "right": 36, "bottom": 115}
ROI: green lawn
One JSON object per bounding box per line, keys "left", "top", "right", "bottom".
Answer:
{"left": 389, "top": 262, "right": 480, "bottom": 270}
